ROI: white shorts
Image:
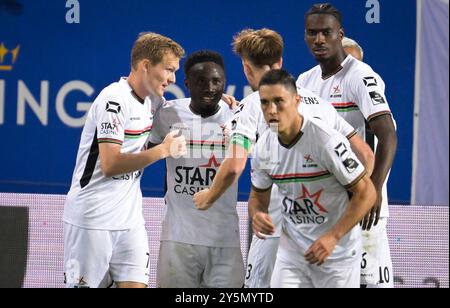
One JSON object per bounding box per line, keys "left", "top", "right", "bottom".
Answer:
{"left": 63, "top": 222, "right": 150, "bottom": 288}
{"left": 271, "top": 245, "right": 360, "bottom": 288}
{"left": 360, "top": 217, "right": 394, "bottom": 288}
{"left": 157, "top": 241, "right": 244, "bottom": 288}
{"left": 244, "top": 235, "right": 279, "bottom": 288}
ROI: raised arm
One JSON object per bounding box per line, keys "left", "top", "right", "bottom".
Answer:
{"left": 99, "top": 130, "right": 186, "bottom": 177}
{"left": 194, "top": 142, "right": 249, "bottom": 210}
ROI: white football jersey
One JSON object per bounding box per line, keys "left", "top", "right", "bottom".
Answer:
{"left": 148, "top": 98, "right": 240, "bottom": 248}
{"left": 252, "top": 116, "right": 366, "bottom": 263}
{"left": 229, "top": 88, "right": 356, "bottom": 236}
{"left": 64, "top": 78, "right": 161, "bottom": 230}
{"left": 297, "top": 55, "right": 393, "bottom": 216}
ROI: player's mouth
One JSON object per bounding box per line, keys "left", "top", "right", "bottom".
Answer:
{"left": 202, "top": 93, "right": 220, "bottom": 103}
{"left": 268, "top": 119, "right": 279, "bottom": 124}
{"left": 313, "top": 48, "right": 328, "bottom": 57}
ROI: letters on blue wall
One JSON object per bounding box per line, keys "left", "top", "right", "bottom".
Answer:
{"left": 0, "top": 0, "right": 415, "bottom": 203}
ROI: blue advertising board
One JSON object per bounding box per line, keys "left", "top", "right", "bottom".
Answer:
{"left": 0, "top": 0, "right": 415, "bottom": 202}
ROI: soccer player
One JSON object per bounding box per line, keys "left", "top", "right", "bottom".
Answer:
{"left": 63, "top": 32, "right": 186, "bottom": 288}
{"left": 251, "top": 69, "right": 376, "bottom": 288}
{"left": 342, "top": 37, "right": 364, "bottom": 61}
{"left": 149, "top": 50, "right": 244, "bottom": 288}
{"left": 297, "top": 3, "right": 398, "bottom": 288}
{"left": 194, "top": 28, "right": 374, "bottom": 288}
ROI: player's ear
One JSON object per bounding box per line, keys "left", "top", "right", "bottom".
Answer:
{"left": 339, "top": 28, "right": 345, "bottom": 40}
{"left": 295, "top": 95, "right": 301, "bottom": 107}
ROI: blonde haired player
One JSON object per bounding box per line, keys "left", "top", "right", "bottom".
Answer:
{"left": 63, "top": 32, "right": 186, "bottom": 288}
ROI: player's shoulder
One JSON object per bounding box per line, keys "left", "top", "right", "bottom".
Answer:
{"left": 98, "top": 78, "right": 128, "bottom": 100}
{"left": 91, "top": 79, "right": 129, "bottom": 114}
{"left": 218, "top": 100, "right": 236, "bottom": 117}
{"left": 296, "top": 65, "right": 321, "bottom": 86}
{"left": 253, "top": 127, "right": 277, "bottom": 155}
{"left": 345, "top": 56, "right": 381, "bottom": 81}
{"left": 303, "top": 116, "right": 339, "bottom": 146}
{"left": 241, "top": 91, "right": 261, "bottom": 108}
{"left": 154, "top": 98, "right": 189, "bottom": 122}
{"left": 163, "top": 98, "right": 190, "bottom": 111}
{"left": 298, "top": 86, "right": 335, "bottom": 115}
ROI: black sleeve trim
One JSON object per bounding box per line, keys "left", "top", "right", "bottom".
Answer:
{"left": 344, "top": 170, "right": 367, "bottom": 190}
{"left": 251, "top": 184, "right": 272, "bottom": 193}
{"left": 346, "top": 130, "right": 357, "bottom": 140}
{"left": 367, "top": 111, "right": 392, "bottom": 122}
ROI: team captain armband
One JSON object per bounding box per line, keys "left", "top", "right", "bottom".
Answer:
{"left": 230, "top": 134, "right": 252, "bottom": 152}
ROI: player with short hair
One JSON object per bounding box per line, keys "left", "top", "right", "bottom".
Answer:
{"left": 251, "top": 69, "right": 376, "bottom": 288}
{"left": 297, "top": 3, "right": 398, "bottom": 288}
{"left": 63, "top": 32, "right": 186, "bottom": 288}
{"left": 194, "top": 28, "right": 374, "bottom": 288}
{"left": 149, "top": 50, "right": 244, "bottom": 288}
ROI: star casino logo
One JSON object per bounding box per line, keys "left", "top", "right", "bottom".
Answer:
{"left": 282, "top": 185, "right": 328, "bottom": 225}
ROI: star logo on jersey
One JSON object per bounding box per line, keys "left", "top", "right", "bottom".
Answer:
{"left": 333, "top": 85, "right": 341, "bottom": 94}
{"left": 304, "top": 154, "right": 314, "bottom": 163}
{"left": 296, "top": 184, "right": 328, "bottom": 213}
{"left": 302, "top": 154, "right": 318, "bottom": 168}
{"left": 106, "top": 101, "right": 121, "bottom": 114}
{"left": 330, "top": 85, "right": 342, "bottom": 98}
{"left": 363, "top": 76, "right": 378, "bottom": 87}
{"left": 199, "top": 154, "right": 221, "bottom": 168}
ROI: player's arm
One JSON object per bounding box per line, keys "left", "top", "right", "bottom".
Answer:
{"left": 351, "top": 71, "right": 398, "bottom": 229}
{"left": 248, "top": 185, "right": 275, "bottom": 239}
{"left": 333, "top": 103, "right": 374, "bottom": 176}
{"left": 348, "top": 133, "right": 374, "bottom": 176}
{"left": 99, "top": 130, "right": 185, "bottom": 177}
{"left": 194, "top": 139, "right": 249, "bottom": 210}
{"left": 305, "top": 173, "right": 376, "bottom": 265}
{"left": 362, "top": 113, "right": 397, "bottom": 229}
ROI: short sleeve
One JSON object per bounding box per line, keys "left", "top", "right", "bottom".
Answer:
{"left": 147, "top": 107, "right": 165, "bottom": 145}
{"left": 95, "top": 96, "right": 126, "bottom": 146}
{"left": 321, "top": 133, "right": 367, "bottom": 189}
{"left": 349, "top": 69, "right": 392, "bottom": 122}
{"left": 229, "top": 95, "right": 260, "bottom": 151}
{"left": 250, "top": 141, "right": 274, "bottom": 191}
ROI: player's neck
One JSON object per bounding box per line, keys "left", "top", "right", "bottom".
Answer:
{"left": 189, "top": 101, "right": 220, "bottom": 118}
{"left": 319, "top": 49, "right": 347, "bottom": 78}
{"left": 278, "top": 114, "right": 303, "bottom": 147}
{"left": 127, "top": 72, "right": 150, "bottom": 99}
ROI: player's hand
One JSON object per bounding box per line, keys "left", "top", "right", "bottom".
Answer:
{"left": 194, "top": 189, "right": 213, "bottom": 211}
{"left": 162, "top": 130, "right": 187, "bottom": 159}
{"left": 361, "top": 190, "right": 381, "bottom": 231}
{"left": 222, "top": 94, "right": 240, "bottom": 110}
{"left": 252, "top": 212, "right": 275, "bottom": 239}
{"left": 304, "top": 233, "right": 338, "bottom": 266}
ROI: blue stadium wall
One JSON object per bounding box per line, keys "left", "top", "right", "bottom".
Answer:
{"left": 0, "top": 0, "right": 415, "bottom": 203}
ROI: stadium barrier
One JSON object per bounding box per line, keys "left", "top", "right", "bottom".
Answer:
{"left": 0, "top": 193, "right": 447, "bottom": 288}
